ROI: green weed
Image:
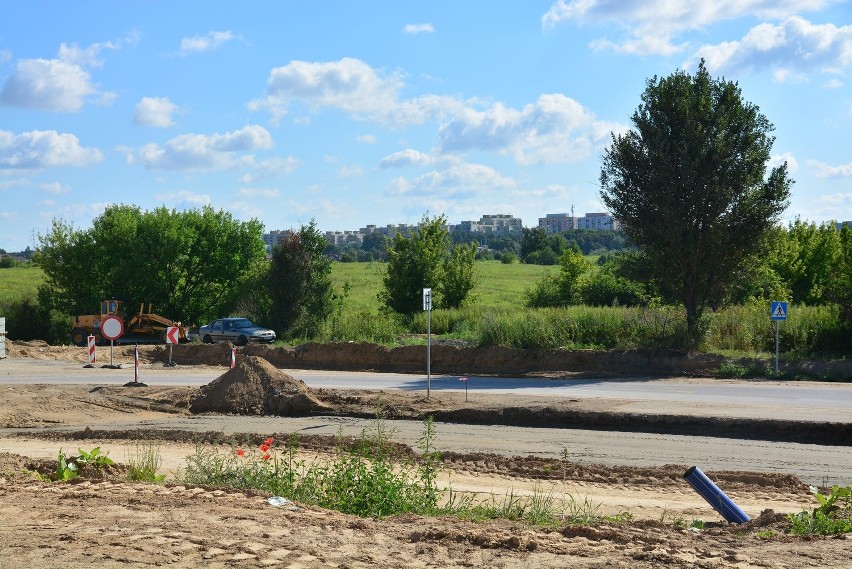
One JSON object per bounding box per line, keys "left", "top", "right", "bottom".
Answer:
{"left": 126, "top": 443, "right": 166, "bottom": 483}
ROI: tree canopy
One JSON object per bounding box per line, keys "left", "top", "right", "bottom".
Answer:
{"left": 36, "top": 205, "right": 266, "bottom": 325}
{"left": 600, "top": 61, "right": 792, "bottom": 344}
{"left": 379, "top": 214, "right": 478, "bottom": 314}
{"left": 268, "top": 221, "right": 335, "bottom": 339}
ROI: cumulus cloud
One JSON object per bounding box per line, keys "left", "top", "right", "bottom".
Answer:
{"left": 337, "top": 165, "right": 363, "bottom": 178}
{"left": 403, "top": 23, "right": 435, "bottom": 34}
{"left": 387, "top": 163, "right": 515, "bottom": 198}
{"left": 379, "top": 149, "right": 436, "bottom": 168}
{"left": 237, "top": 187, "right": 280, "bottom": 198}
{"left": 249, "top": 58, "right": 405, "bottom": 122}
{"left": 437, "top": 94, "right": 623, "bottom": 165}
{"left": 40, "top": 182, "right": 71, "bottom": 195}
{"left": 179, "top": 31, "right": 236, "bottom": 55}
{"left": 808, "top": 159, "right": 852, "bottom": 178}
{"left": 134, "top": 97, "right": 182, "bottom": 127}
{"left": 125, "top": 125, "right": 273, "bottom": 171}
{"left": 239, "top": 156, "right": 301, "bottom": 184}
{"left": 153, "top": 189, "right": 211, "bottom": 207}
{"left": 0, "top": 37, "right": 132, "bottom": 112}
{"left": 0, "top": 178, "right": 29, "bottom": 190}
{"left": 357, "top": 134, "right": 377, "bottom": 144}
{"left": 542, "top": 0, "right": 832, "bottom": 56}
{"left": 770, "top": 151, "right": 799, "bottom": 173}
{"left": 0, "top": 58, "right": 95, "bottom": 112}
{"left": 0, "top": 130, "right": 102, "bottom": 169}
{"left": 694, "top": 17, "right": 852, "bottom": 79}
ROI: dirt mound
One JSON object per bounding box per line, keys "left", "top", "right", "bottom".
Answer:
{"left": 190, "top": 355, "right": 330, "bottom": 416}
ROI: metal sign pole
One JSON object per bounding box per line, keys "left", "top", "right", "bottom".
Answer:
{"left": 423, "top": 287, "right": 432, "bottom": 399}
{"left": 427, "top": 306, "right": 431, "bottom": 398}
{"left": 109, "top": 339, "right": 114, "bottom": 367}
{"left": 775, "top": 320, "right": 780, "bottom": 373}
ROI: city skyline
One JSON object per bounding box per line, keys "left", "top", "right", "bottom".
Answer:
{"left": 2, "top": 1, "right": 851, "bottom": 251}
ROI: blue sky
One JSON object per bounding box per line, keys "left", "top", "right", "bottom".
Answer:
{"left": 1, "top": 1, "right": 851, "bottom": 251}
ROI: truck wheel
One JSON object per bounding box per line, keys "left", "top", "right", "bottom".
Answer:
{"left": 203, "top": 334, "right": 213, "bottom": 344}
{"left": 70, "top": 328, "right": 87, "bottom": 347}
{"left": 237, "top": 335, "right": 248, "bottom": 346}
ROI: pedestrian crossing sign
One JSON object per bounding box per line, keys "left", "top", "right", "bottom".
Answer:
{"left": 770, "top": 301, "right": 788, "bottom": 321}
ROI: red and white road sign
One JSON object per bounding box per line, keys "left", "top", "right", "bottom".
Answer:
{"left": 230, "top": 347, "right": 236, "bottom": 369}
{"left": 101, "top": 316, "right": 124, "bottom": 340}
{"left": 87, "top": 335, "right": 96, "bottom": 364}
{"left": 165, "top": 326, "right": 179, "bottom": 344}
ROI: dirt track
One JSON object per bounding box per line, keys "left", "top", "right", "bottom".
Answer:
{"left": 1, "top": 341, "right": 851, "bottom": 567}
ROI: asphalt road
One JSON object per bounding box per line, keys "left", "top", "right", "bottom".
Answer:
{"left": 2, "top": 359, "right": 850, "bottom": 422}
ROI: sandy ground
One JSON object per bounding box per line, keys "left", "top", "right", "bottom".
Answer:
{"left": 1, "top": 342, "right": 851, "bottom": 568}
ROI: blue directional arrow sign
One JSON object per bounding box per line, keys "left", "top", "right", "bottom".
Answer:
{"left": 770, "top": 301, "right": 788, "bottom": 321}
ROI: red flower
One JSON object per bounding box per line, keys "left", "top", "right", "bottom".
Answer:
{"left": 263, "top": 437, "right": 274, "bottom": 446}
{"left": 262, "top": 454, "right": 271, "bottom": 461}
{"left": 259, "top": 444, "right": 270, "bottom": 453}
{"left": 235, "top": 449, "right": 245, "bottom": 457}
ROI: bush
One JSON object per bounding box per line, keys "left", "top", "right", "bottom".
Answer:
{"left": 0, "top": 296, "right": 70, "bottom": 344}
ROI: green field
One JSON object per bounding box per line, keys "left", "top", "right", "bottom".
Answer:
{"left": 0, "top": 266, "right": 45, "bottom": 305}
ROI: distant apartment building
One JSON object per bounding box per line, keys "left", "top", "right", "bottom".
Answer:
{"left": 262, "top": 229, "right": 291, "bottom": 251}
{"left": 453, "top": 214, "right": 523, "bottom": 234}
{"left": 539, "top": 212, "right": 618, "bottom": 232}
{"left": 538, "top": 213, "right": 578, "bottom": 233}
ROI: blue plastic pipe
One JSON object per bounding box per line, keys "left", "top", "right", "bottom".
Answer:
{"left": 683, "top": 466, "right": 750, "bottom": 524}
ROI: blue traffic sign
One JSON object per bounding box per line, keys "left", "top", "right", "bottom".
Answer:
{"left": 770, "top": 301, "right": 788, "bottom": 321}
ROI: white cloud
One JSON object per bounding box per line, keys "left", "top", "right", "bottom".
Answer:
{"left": 823, "top": 78, "right": 844, "bottom": 88}
{"left": 387, "top": 163, "right": 515, "bottom": 197}
{"left": 770, "top": 151, "right": 799, "bottom": 173}
{"left": 808, "top": 159, "right": 852, "bottom": 178}
{"left": 403, "top": 23, "right": 435, "bottom": 34}
{"left": 134, "top": 97, "right": 181, "bottom": 127}
{"left": 0, "top": 37, "right": 131, "bottom": 112}
{"left": 437, "top": 93, "right": 623, "bottom": 165}
{"left": 0, "top": 211, "right": 19, "bottom": 221}
{"left": 125, "top": 125, "right": 273, "bottom": 171}
{"left": 0, "top": 178, "right": 29, "bottom": 190}
{"left": 237, "top": 187, "right": 280, "bottom": 198}
{"left": 357, "top": 134, "right": 377, "bottom": 144}
{"left": 694, "top": 17, "right": 852, "bottom": 78}
{"left": 542, "top": 0, "right": 833, "bottom": 56}
{"left": 179, "top": 31, "right": 236, "bottom": 55}
{"left": 0, "top": 58, "right": 95, "bottom": 111}
{"left": 509, "top": 184, "right": 577, "bottom": 199}
{"left": 379, "top": 149, "right": 436, "bottom": 168}
{"left": 249, "top": 58, "right": 405, "bottom": 122}
{"left": 0, "top": 50, "right": 12, "bottom": 64}
{"left": 153, "top": 189, "right": 211, "bottom": 207}
{"left": 40, "top": 182, "right": 71, "bottom": 195}
{"left": 239, "top": 156, "right": 301, "bottom": 183}
{"left": 0, "top": 130, "right": 103, "bottom": 169}
{"left": 337, "top": 165, "right": 363, "bottom": 178}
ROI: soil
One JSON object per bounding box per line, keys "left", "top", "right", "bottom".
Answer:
{"left": 1, "top": 340, "right": 850, "bottom": 568}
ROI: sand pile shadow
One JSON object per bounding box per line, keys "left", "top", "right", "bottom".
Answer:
{"left": 190, "top": 355, "right": 330, "bottom": 416}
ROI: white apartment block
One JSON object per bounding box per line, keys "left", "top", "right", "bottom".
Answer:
{"left": 538, "top": 213, "right": 578, "bottom": 233}
{"left": 454, "top": 214, "right": 523, "bottom": 234}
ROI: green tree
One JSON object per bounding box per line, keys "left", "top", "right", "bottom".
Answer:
{"left": 380, "top": 214, "right": 476, "bottom": 314}
{"left": 525, "top": 246, "right": 591, "bottom": 307}
{"left": 438, "top": 242, "right": 479, "bottom": 309}
{"left": 827, "top": 226, "right": 852, "bottom": 325}
{"left": 600, "top": 61, "right": 792, "bottom": 345}
{"left": 268, "top": 221, "right": 334, "bottom": 339}
{"left": 36, "top": 205, "right": 266, "bottom": 326}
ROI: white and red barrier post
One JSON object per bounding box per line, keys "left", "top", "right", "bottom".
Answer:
{"left": 230, "top": 347, "right": 236, "bottom": 369}
{"left": 134, "top": 345, "right": 140, "bottom": 383}
{"left": 84, "top": 335, "right": 96, "bottom": 368}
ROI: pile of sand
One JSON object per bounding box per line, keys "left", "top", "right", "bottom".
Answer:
{"left": 190, "top": 355, "right": 330, "bottom": 416}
